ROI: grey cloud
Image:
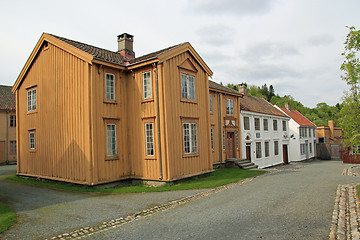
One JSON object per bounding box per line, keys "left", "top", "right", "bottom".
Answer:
{"left": 196, "top": 24, "right": 235, "bottom": 46}
{"left": 190, "top": 0, "right": 278, "bottom": 16}
{"left": 241, "top": 42, "right": 299, "bottom": 62}
{"left": 307, "top": 34, "right": 335, "bottom": 47}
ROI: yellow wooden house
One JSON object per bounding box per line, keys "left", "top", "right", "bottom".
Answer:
{"left": 12, "top": 33, "right": 213, "bottom": 185}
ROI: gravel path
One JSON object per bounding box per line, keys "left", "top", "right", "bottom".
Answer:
{"left": 0, "top": 165, "right": 205, "bottom": 240}
{"left": 83, "top": 160, "right": 360, "bottom": 240}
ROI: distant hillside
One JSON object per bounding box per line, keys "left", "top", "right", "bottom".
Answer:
{"left": 226, "top": 83, "right": 342, "bottom": 127}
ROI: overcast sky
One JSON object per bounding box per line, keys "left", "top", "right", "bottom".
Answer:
{"left": 1, "top": 0, "right": 359, "bottom": 108}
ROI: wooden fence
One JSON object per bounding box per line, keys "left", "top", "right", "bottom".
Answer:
{"left": 342, "top": 146, "right": 360, "bottom": 164}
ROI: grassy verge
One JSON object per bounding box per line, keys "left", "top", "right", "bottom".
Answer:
{"left": 6, "top": 168, "right": 265, "bottom": 194}
{"left": 0, "top": 202, "right": 16, "bottom": 234}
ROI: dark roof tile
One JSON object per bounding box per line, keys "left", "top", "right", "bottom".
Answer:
{"left": 209, "top": 80, "right": 243, "bottom": 96}
{"left": 0, "top": 85, "right": 15, "bottom": 110}
{"left": 240, "top": 94, "right": 287, "bottom": 117}
{"left": 278, "top": 107, "right": 316, "bottom": 127}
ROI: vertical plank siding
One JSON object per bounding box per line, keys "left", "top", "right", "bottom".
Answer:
{"left": 17, "top": 43, "right": 91, "bottom": 184}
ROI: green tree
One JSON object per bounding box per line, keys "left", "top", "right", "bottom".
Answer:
{"left": 339, "top": 26, "right": 360, "bottom": 151}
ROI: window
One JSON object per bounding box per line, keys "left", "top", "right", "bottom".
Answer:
{"left": 143, "top": 71, "right": 152, "bottom": 99}
{"left": 211, "top": 127, "right": 214, "bottom": 150}
{"left": 255, "top": 118, "right": 260, "bottom": 131}
{"left": 181, "top": 73, "right": 195, "bottom": 101}
{"left": 10, "top": 141, "right": 16, "bottom": 154}
{"left": 274, "top": 141, "right": 279, "bottom": 155}
{"left": 282, "top": 121, "right": 286, "bottom": 131}
{"left": 244, "top": 116, "right": 250, "bottom": 130}
{"left": 105, "top": 73, "right": 115, "bottom": 100}
{"left": 145, "top": 123, "right": 154, "bottom": 156}
{"left": 10, "top": 115, "right": 16, "bottom": 127}
{"left": 319, "top": 137, "right": 325, "bottom": 143}
{"left": 256, "top": 142, "right": 262, "bottom": 158}
{"left": 226, "top": 99, "right": 233, "bottom": 115}
{"left": 265, "top": 141, "right": 270, "bottom": 157}
{"left": 236, "top": 130, "right": 239, "bottom": 149}
{"left": 300, "top": 143, "right": 306, "bottom": 155}
{"left": 29, "top": 132, "right": 35, "bottom": 150}
{"left": 107, "top": 124, "right": 117, "bottom": 156}
{"left": 309, "top": 142, "right": 312, "bottom": 153}
{"left": 223, "top": 130, "right": 226, "bottom": 150}
{"left": 263, "top": 119, "right": 268, "bottom": 131}
{"left": 309, "top": 128, "right": 312, "bottom": 138}
{"left": 209, "top": 94, "right": 212, "bottom": 112}
{"left": 27, "top": 88, "right": 37, "bottom": 111}
{"left": 273, "top": 120, "right": 278, "bottom": 131}
{"left": 183, "top": 123, "right": 198, "bottom": 154}
{"left": 313, "top": 129, "right": 316, "bottom": 137}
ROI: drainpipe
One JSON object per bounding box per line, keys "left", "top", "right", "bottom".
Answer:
{"left": 217, "top": 93, "right": 222, "bottom": 163}
{"left": 154, "top": 62, "right": 163, "bottom": 180}
{"left": 6, "top": 110, "right": 9, "bottom": 164}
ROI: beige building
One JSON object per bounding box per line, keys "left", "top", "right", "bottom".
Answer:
{"left": 0, "top": 85, "right": 16, "bottom": 164}
{"left": 316, "top": 120, "right": 342, "bottom": 144}
{"left": 13, "top": 33, "right": 214, "bottom": 185}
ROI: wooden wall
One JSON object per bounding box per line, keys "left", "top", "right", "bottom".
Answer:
{"left": 17, "top": 42, "right": 92, "bottom": 184}
{"left": 0, "top": 110, "right": 16, "bottom": 163}
{"left": 161, "top": 52, "right": 212, "bottom": 180}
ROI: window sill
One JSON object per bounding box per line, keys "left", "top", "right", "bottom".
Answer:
{"left": 142, "top": 98, "right": 154, "bottom": 104}
{"left": 105, "top": 156, "right": 119, "bottom": 161}
{"left": 181, "top": 99, "right": 197, "bottom": 104}
{"left": 29, "top": 149, "right": 36, "bottom": 153}
{"left": 145, "top": 156, "right": 157, "bottom": 160}
{"left": 183, "top": 153, "right": 199, "bottom": 158}
{"left": 103, "top": 100, "right": 117, "bottom": 104}
{"left": 27, "top": 110, "right": 38, "bottom": 115}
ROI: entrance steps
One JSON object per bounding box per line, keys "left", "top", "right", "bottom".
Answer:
{"left": 225, "top": 158, "right": 258, "bottom": 170}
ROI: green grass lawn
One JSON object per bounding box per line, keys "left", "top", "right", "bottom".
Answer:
{"left": 0, "top": 202, "right": 16, "bottom": 234}
{"left": 6, "top": 168, "right": 265, "bottom": 194}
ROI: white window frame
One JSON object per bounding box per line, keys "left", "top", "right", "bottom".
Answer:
{"left": 107, "top": 124, "right": 117, "bottom": 156}
{"left": 282, "top": 120, "right": 287, "bottom": 131}
{"left": 27, "top": 88, "right": 37, "bottom": 112}
{"left": 181, "top": 73, "right": 195, "bottom": 101}
{"left": 263, "top": 119, "right": 268, "bottom": 131}
{"left": 29, "top": 132, "right": 35, "bottom": 150}
{"left": 209, "top": 94, "right": 212, "bottom": 112}
{"left": 244, "top": 116, "right": 250, "bottom": 130}
{"left": 273, "top": 119, "right": 278, "bottom": 131}
{"left": 255, "top": 118, "right": 260, "bottom": 131}
{"left": 226, "top": 99, "right": 233, "bottom": 115}
{"left": 265, "top": 141, "right": 270, "bottom": 157}
{"left": 183, "top": 123, "right": 198, "bottom": 154}
{"left": 274, "top": 140, "right": 279, "bottom": 155}
{"left": 145, "top": 123, "right": 154, "bottom": 156}
{"left": 105, "top": 73, "right": 115, "bottom": 100}
{"left": 256, "top": 142, "right": 262, "bottom": 158}
{"left": 211, "top": 127, "right": 214, "bottom": 150}
{"left": 143, "top": 71, "right": 152, "bottom": 100}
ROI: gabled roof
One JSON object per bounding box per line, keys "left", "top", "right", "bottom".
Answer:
{"left": 209, "top": 80, "right": 243, "bottom": 96}
{"left": 278, "top": 107, "right": 316, "bottom": 127}
{"left": 13, "top": 33, "right": 212, "bottom": 92}
{"left": 240, "top": 94, "right": 288, "bottom": 118}
{"left": 0, "top": 85, "right": 15, "bottom": 110}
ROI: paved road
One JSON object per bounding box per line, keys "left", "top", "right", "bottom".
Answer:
{"left": 88, "top": 160, "right": 360, "bottom": 240}
{"left": 0, "top": 165, "right": 204, "bottom": 240}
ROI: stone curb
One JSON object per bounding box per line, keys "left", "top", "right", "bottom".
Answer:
{"left": 329, "top": 183, "right": 360, "bottom": 240}
{"left": 45, "top": 172, "right": 267, "bottom": 240}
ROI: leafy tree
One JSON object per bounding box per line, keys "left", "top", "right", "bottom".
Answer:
{"left": 339, "top": 26, "right": 360, "bottom": 151}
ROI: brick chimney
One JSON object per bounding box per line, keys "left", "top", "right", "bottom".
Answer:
{"left": 117, "top": 33, "right": 135, "bottom": 59}
{"left": 238, "top": 83, "right": 247, "bottom": 94}
{"left": 328, "top": 120, "right": 334, "bottom": 136}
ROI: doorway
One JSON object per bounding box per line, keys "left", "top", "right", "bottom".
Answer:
{"left": 246, "top": 145, "right": 251, "bottom": 160}
{"left": 283, "top": 144, "right": 288, "bottom": 164}
{"left": 226, "top": 132, "right": 235, "bottom": 158}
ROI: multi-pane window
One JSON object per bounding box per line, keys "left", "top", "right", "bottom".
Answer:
{"left": 143, "top": 71, "right": 152, "bottom": 99}
{"left": 181, "top": 73, "right": 195, "bottom": 101}
{"left": 223, "top": 130, "right": 226, "bottom": 150}
{"left": 10, "top": 115, "right": 16, "bottom": 127}
{"left": 273, "top": 120, "right": 278, "bottom": 131}
{"left": 244, "top": 116, "right": 250, "bottom": 130}
{"left": 209, "top": 94, "right": 212, "bottom": 112}
{"left": 274, "top": 140, "right": 279, "bottom": 155}
{"left": 107, "top": 124, "right": 117, "bottom": 156}
{"left": 309, "top": 128, "right": 312, "bottom": 138}
{"left": 300, "top": 143, "right": 306, "bottom": 155}
{"left": 27, "top": 88, "right": 37, "bottom": 111}
{"left": 29, "top": 132, "right": 35, "bottom": 150}
{"left": 10, "top": 141, "right": 16, "bottom": 154}
{"left": 313, "top": 129, "right": 316, "bottom": 138}
{"left": 263, "top": 119, "right": 268, "bottom": 131}
{"left": 145, "top": 123, "right": 154, "bottom": 156}
{"left": 105, "top": 73, "right": 115, "bottom": 100}
{"left": 300, "top": 127, "right": 308, "bottom": 138}
{"left": 255, "top": 118, "right": 260, "bottom": 131}
{"left": 211, "top": 127, "right": 214, "bottom": 150}
{"left": 309, "top": 142, "right": 312, "bottom": 153}
{"left": 236, "top": 130, "right": 239, "bottom": 148}
{"left": 256, "top": 142, "right": 262, "bottom": 158}
{"left": 282, "top": 121, "right": 286, "bottom": 131}
{"left": 183, "top": 123, "right": 198, "bottom": 154}
{"left": 226, "top": 99, "right": 233, "bottom": 115}
{"left": 265, "top": 141, "right": 270, "bottom": 157}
